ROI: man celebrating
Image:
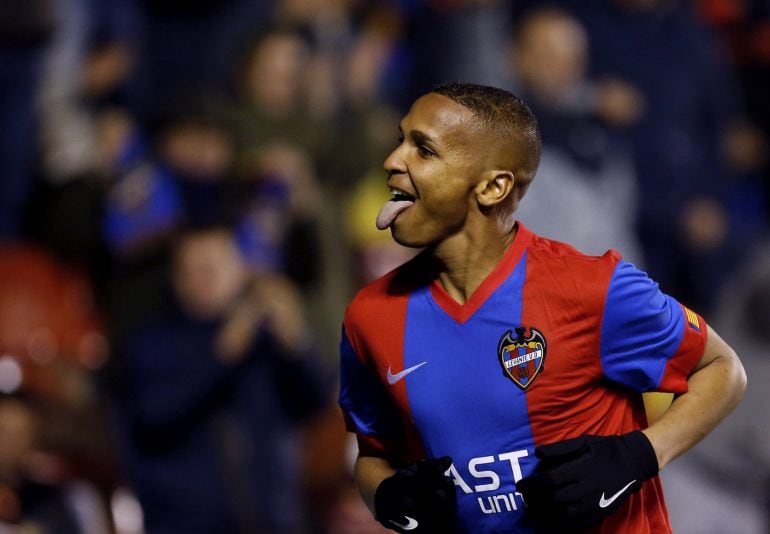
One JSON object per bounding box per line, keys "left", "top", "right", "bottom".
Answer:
{"left": 338, "top": 82, "right": 746, "bottom": 533}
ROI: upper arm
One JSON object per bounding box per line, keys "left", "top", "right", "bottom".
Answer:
{"left": 338, "top": 323, "right": 404, "bottom": 456}
{"left": 600, "top": 261, "right": 708, "bottom": 393}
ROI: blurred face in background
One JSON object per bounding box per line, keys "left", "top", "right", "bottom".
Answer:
{"left": 0, "top": 398, "right": 36, "bottom": 484}
{"left": 160, "top": 122, "right": 234, "bottom": 181}
{"left": 243, "top": 32, "right": 309, "bottom": 116}
{"left": 82, "top": 42, "right": 134, "bottom": 99}
{"left": 514, "top": 9, "right": 588, "bottom": 103}
{"left": 172, "top": 229, "right": 249, "bottom": 320}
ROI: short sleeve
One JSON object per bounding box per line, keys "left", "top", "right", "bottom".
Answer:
{"left": 338, "top": 324, "right": 403, "bottom": 456}
{"left": 600, "top": 261, "right": 707, "bottom": 393}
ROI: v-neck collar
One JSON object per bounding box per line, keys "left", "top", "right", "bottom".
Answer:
{"left": 428, "top": 222, "right": 532, "bottom": 324}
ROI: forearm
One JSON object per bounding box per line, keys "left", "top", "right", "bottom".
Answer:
{"left": 642, "top": 326, "right": 746, "bottom": 469}
{"left": 355, "top": 454, "right": 396, "bottom": 514}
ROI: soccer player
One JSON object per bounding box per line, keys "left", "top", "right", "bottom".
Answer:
{"left": 338, "top": 82, "right": 746, "bottom": 533}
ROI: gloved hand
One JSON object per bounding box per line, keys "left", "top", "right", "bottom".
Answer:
{"left": 516, "top": 431, "right": 659, "bottom": 532}
{"left": 374, "top": 456, "right": 457, "bottom": 533}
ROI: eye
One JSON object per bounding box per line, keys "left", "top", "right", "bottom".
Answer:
{"left": 418, "top": 145, "right": 436, "bottom": 158}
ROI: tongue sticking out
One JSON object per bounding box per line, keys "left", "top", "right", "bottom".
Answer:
{"left": 376, "top": 199, "right": 414, "bottom": 230}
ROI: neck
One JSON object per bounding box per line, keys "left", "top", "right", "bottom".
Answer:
{"left": 432, "top": 219, "right": 517, "bottom": 304}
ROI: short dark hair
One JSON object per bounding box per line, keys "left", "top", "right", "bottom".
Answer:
{"left": 431, "top": 82, "right": 541, "bottom": 179}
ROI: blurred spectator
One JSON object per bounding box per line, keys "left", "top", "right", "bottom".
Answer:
{"left": 235, "top": 142, "right": 323, "bottom": 287}
{"left": 152, "top": 96, "right": 239, "bottom": 223}
{"left": 510, "top": 7, "right": 644, "bottom": 264}
{"left": 24, "top": 0, "right": 137, "bottom": 270}
{"left": 125, "top": 0, "right": 271, "bottom": 124}
{"left": 342, "top": 4, "right": 402, "bottom": 112}
{"left": 101, "top": 94, "right": 241, "bottom": 254}
{"left": 235, "top": 26, "right": 333, "bottom": 177}
{"left": 109, "top": 223, "right": 332, "bottom": 533}
{"left": 556, "top": 0, "right": 756, "bottom": 313}
{"left": 0, "top": 245, "right": 114, "bottom": 533}
{"left": 100, "top": 93, "right": 325, "bottom": 343}
{"left": 695, "top": 0, "right": 770, "bottom": 238}
{"left": 695, "top": 0, "right": 770, "bottom": 147}
{"left": 100, "top": 98, "right": 238, "bottom": 339}
{"left": 0, "top": 0, "right": 55, "bottom": 239}
{"left": 37, "top": 0, "right": 137, "bottom": 186}
{"left": 273, "top": 0, "right": 359, "bottom": 120}
{"left": 0, "top": 395, "right": 110, "bottom": 533}
{"left": 661, "top": 242, "right": 770, "bottom": 534}
{"left": 101, "top": 109, "right": 182, "bottom": 262}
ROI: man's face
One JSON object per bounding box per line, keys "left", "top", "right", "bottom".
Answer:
{"left": 381, "top": 93, "right": 486, "bottom": 248}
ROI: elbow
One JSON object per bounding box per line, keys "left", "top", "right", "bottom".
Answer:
{"left": 734, "top": 351, "right": 747, "bottom": 399}
{"left": 704, "top": 325, "right": 747, "bottom": 406}
{"left": 725, "top": 347, "right": 747, "bottom": 407}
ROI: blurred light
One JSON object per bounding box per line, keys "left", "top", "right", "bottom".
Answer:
{"left": 77, "top": 331, "right": 109, "bottom": 370}
{"left": 0, "top": 355, "right": 23, "bottom": 393}
{"left": 111, "top": 486, "right": 145, "bottom": 534}
{"left": 26, "top": 326, "right": 58, "bottom": 365}
{"left": 67, "top": 480, "right": 113, "bottom": 534}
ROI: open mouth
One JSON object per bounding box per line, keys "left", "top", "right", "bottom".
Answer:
{"left": 390, "top": 187, "right": 416, "bottom": 202}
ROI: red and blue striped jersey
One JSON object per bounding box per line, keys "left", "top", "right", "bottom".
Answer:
{"left": 339, "top": 223, "right": 707, "bottom": 534}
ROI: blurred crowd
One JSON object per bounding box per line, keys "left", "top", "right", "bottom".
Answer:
{"left": 0, "top": 0, "right": 768, "bottom": 533}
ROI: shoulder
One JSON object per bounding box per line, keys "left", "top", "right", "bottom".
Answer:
{"left": 346, "top": 251, "right": 431, "bottom": 320}
{"left": 518, "top": 228, "right": 623, "bottom": 318}
{"left": 343, "top": 251, "right": 431, "bottom": 358}
{"left": 526, "top": 230, "right": 622, "bottom": 280}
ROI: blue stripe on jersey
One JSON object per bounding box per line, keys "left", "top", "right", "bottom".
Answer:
{"left": 600, "top": 261, "right": 685, "bottom": 392}
{"left": 403, "top": 255, "right": 537, "bottom": 533}
{"left": 339, "top": 326, "right": 403, "bottom": 438}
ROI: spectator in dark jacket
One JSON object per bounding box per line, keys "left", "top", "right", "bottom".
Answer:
{"left": 112, "top": 222, "right": 331, "bottom": 533}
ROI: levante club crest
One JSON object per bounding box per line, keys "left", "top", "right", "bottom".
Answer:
{"left": 498, "top": 327, "right": 547, "bottom": 390}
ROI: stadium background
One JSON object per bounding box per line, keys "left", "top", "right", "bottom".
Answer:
{"left": 0, "top": 0, "right": 768, "bottom": 532}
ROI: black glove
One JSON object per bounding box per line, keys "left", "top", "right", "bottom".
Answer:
{"left": 374, "top": 456, "right": 457, "bottom": 533}
{"left": 516, "top": 431, "right": 659, "bottom": 532}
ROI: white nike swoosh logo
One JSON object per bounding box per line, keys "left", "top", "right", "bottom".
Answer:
{"left": 389, "top": 516, "right": 419, "bottom": 530}
{"left": 386, "top": 362, "right": 427, "bottom": 385}
{"left": 599, "top": 479, "right": 637, "bottom": 508}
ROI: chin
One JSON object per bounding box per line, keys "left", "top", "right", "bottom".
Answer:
{"left": 391, "top": 227, "right": 432, "bottom": 249}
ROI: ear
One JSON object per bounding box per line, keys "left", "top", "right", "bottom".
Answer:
{"left": 475, "top": 170, "right": 515, "bottom": 208}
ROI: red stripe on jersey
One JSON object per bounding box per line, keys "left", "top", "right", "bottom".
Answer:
{"left": 520, "top": 236, "right": 671, "bottom": 534}
{"left": 520, "top": 236, "right": 618, "bottom": 444}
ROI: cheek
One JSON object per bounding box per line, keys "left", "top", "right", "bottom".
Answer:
{"left": 424, "top": 198, "right": 467, "bottom": 227}
{"left": 420, "top": 178, "right": 473, "bottom": 220}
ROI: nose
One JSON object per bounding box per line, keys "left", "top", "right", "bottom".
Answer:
{"left": 383, "top": 143, "right": 407, "bottom": 176}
